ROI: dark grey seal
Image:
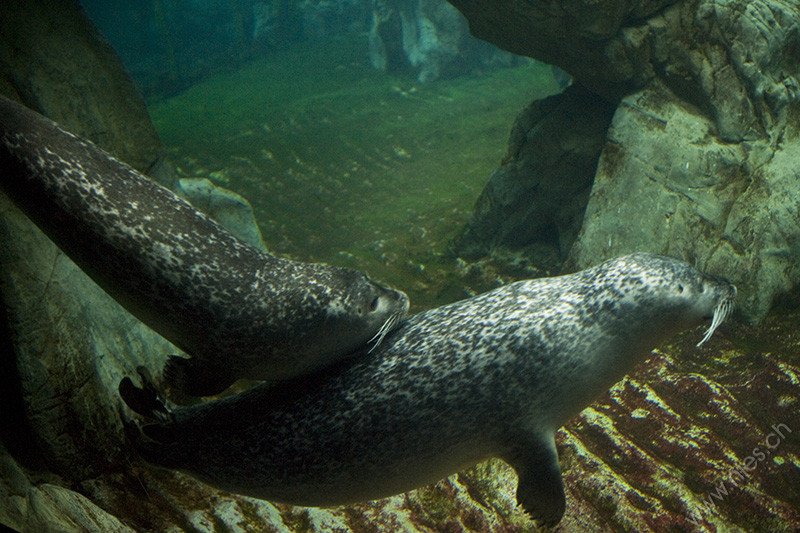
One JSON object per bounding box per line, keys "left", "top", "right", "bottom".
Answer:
{"left": 0, "top": 95, "right": 409, "bottom": 397}
{"left": 121, "top": 253, "right": 736, "bottom": 526}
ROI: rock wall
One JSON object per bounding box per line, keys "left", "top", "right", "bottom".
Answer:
{"left": 449, "top": 0, "right": 800, "bottom": 321}
{"left": 0, "top": 0, "right": 164, "bottom": 179}
{"left": 0, "top": 195, "right": 173, "bottom": 532}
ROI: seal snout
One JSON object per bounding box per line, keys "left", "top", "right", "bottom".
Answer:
{"left": 368, "top": 289, "right": 409, "bottom": 352}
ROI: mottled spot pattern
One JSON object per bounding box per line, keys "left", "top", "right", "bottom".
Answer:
{"left": 131, "top": 253, "right": 736, "bottom": 523}
{"left": 0, "top": 96, "right": 408, "bottom": 396}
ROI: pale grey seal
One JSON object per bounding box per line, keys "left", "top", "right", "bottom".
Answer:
{"left": 121, "top": 253, "right": 736, "bottom": 526}
{"left": 0, "top": 95, "right": 409, "bottom": 397}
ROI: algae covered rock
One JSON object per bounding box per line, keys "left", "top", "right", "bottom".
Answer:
{"left": 178, "top": 177, "right": 268, "bottom": 253}
{"left": 450, "top": 0, "right": 800, "bottom": 321}
{"left": 568, "top": 80, "right": 800, "bottom": 320}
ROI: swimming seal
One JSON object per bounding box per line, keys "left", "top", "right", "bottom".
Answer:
{"left": 0, "top": 95, "right": 409, "bottom": 397}
{"left": 121, "top": 253, "right": 736, "bottom": 526}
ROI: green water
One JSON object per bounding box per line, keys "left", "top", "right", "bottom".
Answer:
{"left": 149, "top": 35, "right": 561, "bottom": 311}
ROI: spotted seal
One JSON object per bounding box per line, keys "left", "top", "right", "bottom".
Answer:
{"left": 0, "top": 95, "right": 409, "bottom": 398}
{"left": 121, "top": 253, "right": 736, "bottom": 525}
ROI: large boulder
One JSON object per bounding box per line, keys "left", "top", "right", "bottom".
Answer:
{"left": 568, "top": 78, "right": 800, "bottom": 320}
{"left": 450, "top": 0, "right": 800, "bottom": 321}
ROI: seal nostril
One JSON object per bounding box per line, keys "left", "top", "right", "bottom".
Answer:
{"left": 370, "top": 297, "right": 380, "bottom": 312}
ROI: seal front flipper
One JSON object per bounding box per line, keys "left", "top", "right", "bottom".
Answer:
{"left": 164, "top": 355, "right": 235, "bottom": 398}
{"left": 503, "top": 429, "right": 565, "bottom": 527}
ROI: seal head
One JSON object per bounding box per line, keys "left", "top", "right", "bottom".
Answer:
{"left": 121, "top": 253, "right": 735, "bottom": 526}
{"left": 163, "top": 266, "right": 410, "bottom": 397}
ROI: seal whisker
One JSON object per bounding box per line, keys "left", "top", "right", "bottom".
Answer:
{"left": 696, "top": 293, "right": 735, "bottom": 347}
{"left": 368, "top": 316, "right": 395, "bottom": 352}
{"left": 368, "top": 311, "right": 403, "bottom": 352}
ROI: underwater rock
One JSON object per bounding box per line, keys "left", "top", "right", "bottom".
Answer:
{"left": 567, "top": 79, "right": 800, "bottom": 321}
{"left": 450, "top": 0, "right": 800, "bottom": 321}
{"left": 448, "top": 0, "right": 676, "bottom": 98}
{"left": 567, "top": 0, "right": 800, "bottom": 321}
{"left": 556, "top": 345, "right": 800, "bottom": 531}
{"left": 369, "top": 0, "right": 523, "bottom": 83}
{"left": 451, "top": 84, "right": 616, "bottom": 269}
{"left": 0, "top": 447, "right": 134, "bottom": 533}
{"left": 0, "top": 194, "right": 174, "bottom": 480}
{"left": 0, "top": 0, "right": 164, "bottom": 179}
{"left": 0, "top": 192, "right": 176, "bottom": 531}
{"left": 177, "top": 178, "right": 268, "bottom": 252}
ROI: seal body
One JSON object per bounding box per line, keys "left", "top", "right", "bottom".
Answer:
{"left": 123, "top": 253, "right": 736, "bottom": 525}
{"left": 0, "top": 95, "right": 409, "bottom": 397}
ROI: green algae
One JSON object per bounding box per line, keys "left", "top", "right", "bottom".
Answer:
{"left": 149, "top": 33, "right": 561, "bottom": 311}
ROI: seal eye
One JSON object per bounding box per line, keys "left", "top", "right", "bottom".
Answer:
{"left": 369, "top": 297, "right": 380, "bottom": 312}
{"left": 677, "top": 284, "right": 685, "bottom": 294}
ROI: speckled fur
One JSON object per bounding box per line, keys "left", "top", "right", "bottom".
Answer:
{"left": 125, "top": 253, "right": 736, "bottom": 526}
{"left": 0, "top": 95, "right": 408, "bottom": 397}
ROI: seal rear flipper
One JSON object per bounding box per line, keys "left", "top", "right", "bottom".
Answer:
{"left": 119, "top": 366, "right": 170, "bottom": 420}
{"left": 504, "top": 430, "right": 565, "bottom": 527}
{"left": 163, "top": 355, "right": 235, "bottom": 398}
{"left": 118, "top": 371, "right": 183, "bottom": 468}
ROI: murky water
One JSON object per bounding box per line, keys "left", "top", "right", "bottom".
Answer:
{"left": 149, "top": 35, "right": 561, "bottom": 311}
